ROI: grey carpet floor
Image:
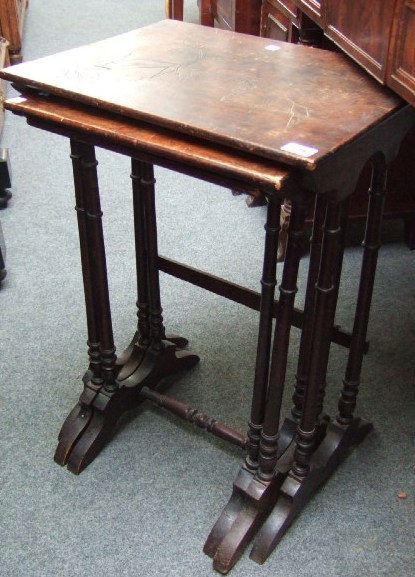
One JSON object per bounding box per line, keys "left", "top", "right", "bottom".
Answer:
{"left": 0, "top": 2, "right": 414, "bottom": 576}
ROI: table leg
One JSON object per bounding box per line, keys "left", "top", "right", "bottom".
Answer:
{"left": 204, "top": 197, "right": 308, "bottom": 574}
{"left": 55, "top": 154, "right": 199, "bottom": 474}
{"left": 115, "top": 158, "right": 153, "bottom": 376}
{"left": 246, "top": 196, "right": 282, "bottom": 472}
{"left": 55, "top": 141, "right": 117, "bottom": 468}
{"left": 337, "top": 158, "right": 387, "bottom": 425}
{"left": 250, "top": 195, "right": 372, "bottom": 564}
{"left": 116, "top": 160, "right": 199, "bottom": 391}
{"left": 290, "top": 193, "right": 326, "bottom": 421}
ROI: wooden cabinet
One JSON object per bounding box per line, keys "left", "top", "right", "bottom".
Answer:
{"left": 0, "top": 0, "right": 28, "bottom": 64}
{"left": 260, "top": 0, "right": 324, "bottom": 44}
{"left": 260, "top": 0, "right": 299, "bottom": 41}
{"left": 210, "top": 0, "right": 263, "bottom": 35}
{"left": 297, "top": 0, "right": 323, "bottom": 26}
{"left": 325, "top": 0, "right": 395, "bottom": 81}
{"left": 259, "top": 0, "right": 415, "bottom": 107}
{"left": 387, "top": 0, "right": 415, "bottom": 105}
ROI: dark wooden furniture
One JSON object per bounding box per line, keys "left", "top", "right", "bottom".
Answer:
{"left": 165, "top": 0, "right": 184, "bottom": 20}
{"left": 167, "top": 0, "right": 263, "bottom": 33}
{"left": 260, "top": 0, "right": 415, "bottom": 258}
{"left": 167, "top": 1, "right": 415, "bottom": 254}
{"left": 2, "top": 20, "right": 414, "bottom": 573}
{"left": 208, "top": 0, "right": 262, "bottom": 34}
{"left": 260, "top": 0, "right": 415, "bottom": 106}
{"left": 260, "top": 0, "right": 324, "bottom": 44}
{"left": 0, "top": 0, "right": 28, "bottom": 64}
{"left": 166, "top": 0, "right": 215, "bottom": 26}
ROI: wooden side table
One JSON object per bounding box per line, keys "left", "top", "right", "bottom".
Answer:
{"left": 2, "top": 20, "right": 414, "bottom": 573}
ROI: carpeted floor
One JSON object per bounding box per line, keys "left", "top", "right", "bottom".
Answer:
{"left": 0, "top": 2, "right": 414, "bottom": 576}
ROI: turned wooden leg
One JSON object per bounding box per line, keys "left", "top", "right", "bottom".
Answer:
{"left": 70, "top": 141, "right": 107, "bottom": 387}
{"left": 204, "top": 197, "right": 308, "bottom": 574}
{"left": 116, "top": 160, "right": 198, "bottom": 391}
{"left": 203, "top": 196, "right": 282, "bottom": 573}
{"left": 256, "top": 198, "right": 308, "bottom": 481}
{"left": 337, "top": 158, "right": 388, "bottom": 425}
{"left": 250, "top": 197, "right": 371, "bottom": 564}
{"left": 290, "top": 193, "right": 325, "bottom": 421}
{"left": 55, "top": 154, "right": 199, "bottom": 474}
{"left": 78, "top": 144, "right": 117, "bottom": 394}
{"left": 245, "top": 196, "right": 281, "bottom": 472}
{"left": 55, "top": 141, "right": 118, "bottom": 470}
{"left": 116, "top": 159, "right": 153, "bottom": 377}
{"left": 292, "top": 199, "right": 345, "bottom": 478}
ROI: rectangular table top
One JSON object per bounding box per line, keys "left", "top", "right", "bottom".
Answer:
{"left": 0, "top": 20, "right": 403, "bottom": 170}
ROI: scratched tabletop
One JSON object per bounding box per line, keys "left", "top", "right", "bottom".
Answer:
{"left": 0, "top": 20, "right": 402, "bottom": 169}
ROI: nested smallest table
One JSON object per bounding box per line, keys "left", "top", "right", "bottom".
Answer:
{"left": 2, "top": 20, "right": 414, "bottom": 574}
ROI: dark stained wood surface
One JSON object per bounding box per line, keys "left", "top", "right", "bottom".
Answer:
{"left": 0, "top": 19, "right": 402, "bottom": 170}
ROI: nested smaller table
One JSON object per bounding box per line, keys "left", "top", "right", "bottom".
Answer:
{"left": 2, "top": 20, "right": 415, "bottom": 573}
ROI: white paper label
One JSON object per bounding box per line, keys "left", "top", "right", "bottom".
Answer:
{"left": 265, "top": 44, "right": 281, "bottom": 51}
{"left": 6, "top": 96, "right": 27, "bottom": 104}
{"left": 280, "top": 142, "right": 319, "bottom": 158}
